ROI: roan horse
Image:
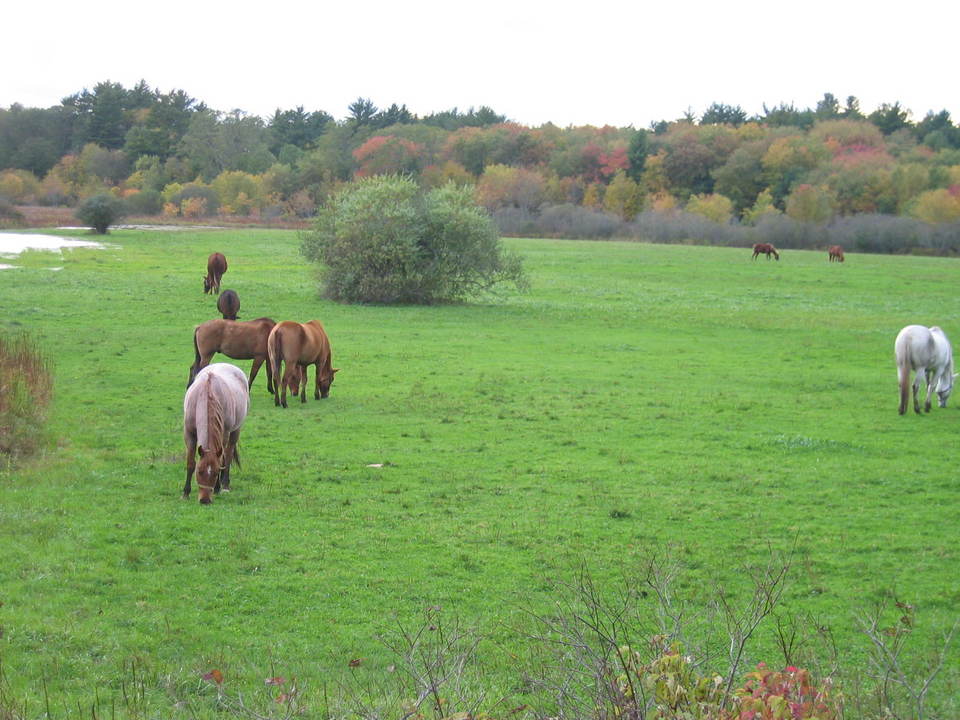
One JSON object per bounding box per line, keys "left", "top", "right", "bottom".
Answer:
{"left": 183, "top": 363, "right": 249, "bottom": 503}
{"left": 217, "top": 289, "right": 240, "bottom": 320}
{"left": 828, "top": 245, "right": 845, "bottom": 262}
{"left": 203, "top": 252, "right": 227, "bottom": 294}
{"left": 267, "top": 320, "right": 338, "bottom": 408}
{"left": 188, "top": 317, "right": 276, "bottom": 393}
{"left": 751, "top": 243, "right": 780, "bottom": 260}
{"left": 895, "top": 324, "right": 956, "bottom": 415}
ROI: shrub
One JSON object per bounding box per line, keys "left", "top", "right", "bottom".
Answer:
{"left": 75, "top": 193, "right": 125, "bottom": 234}
{"left": 301, "top": 175, "right": 527, "bottom": 304}
{"left": 0, "top": 333, "right": 53, "bottom": 460}
{"left": 168, "top": 182, "right": 220, "bottom": 216}
{"left": 538, "top": 203, "right": 624, "bottom": 238}
{"left": 733, "top": 663, "right": 840, "bottom": 719}
{"left": 123, "top": 189, "right": 163, "bottom": 216}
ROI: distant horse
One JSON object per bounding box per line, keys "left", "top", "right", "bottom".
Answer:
{"left": 183, "top": 363, "right": 249, "bottom": 504}
{"left": 895, "top": 325, "right": 956, "bottom": 415}
{"left": 188, "top": 317, "right": 276, "bottom": 393}
{"left": 203, "top": 252, "right": 227, "bottom": 294}
{"left": 752, "top": 243, "right": 780, "bottom": 260}
{"left": 217, "top": 289, "right": 240, "bottom": 320}
{"left": 267, "top": 320, "right": 338, "bottom": 408}
{"left": 828, "top": 245, "right": 845, "bottom": 262}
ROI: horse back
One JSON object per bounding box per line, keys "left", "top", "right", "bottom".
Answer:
{"left": 207, "top": 252, "right": 227, "bottom": 276}
{"left": 302, "top": 321, "right": 331, "bottom": 365}
{"left": 896, "top": 325, "right": 936, "bottom": 370}
{"left": 186, "top": 363, "right": 249, "bottom": 437}
{"left": 196, "top": 318, "right": 275, "bottom": 359}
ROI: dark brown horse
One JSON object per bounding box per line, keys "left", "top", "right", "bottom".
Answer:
{"left": 217, "top": 289, "right": 240, "bottom": 320}
{"left": 267, "top": 320, "right": 338, "bottom": 408}
{"left": 183, "top": 363, "right": 249, "bottom": 504}
{"left": 752, "top": 243, "right": 780, "bottom": 260}
{"left": 203, "top": 252, "right": 227, "bottom": 294}
{"left": 828, "top": 245, "right": 845, "bottom": 262}
{"left": 188, "top": 317, "right": 276, "bottom": 393}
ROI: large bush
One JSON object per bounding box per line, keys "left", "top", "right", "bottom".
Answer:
{"left": 301, "top": 175, "right": 527, "bottom": 303}
{"left": 75, "top": 193, "right": 125, "bottom": 234}
{"left": 0, "top": 333, "right": 53, "bottom": 460}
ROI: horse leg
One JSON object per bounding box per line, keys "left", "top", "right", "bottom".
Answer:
{"left": 302, "top": 363, "right": 310, "bottom": 403}
{"left": 924, "top": 368, "right": 935, "bottom": 412}
{"left": 265, "top": 355, "right": 275, "bottom": 394}
{"left": 221, "top": 430, "right": 240, "bottom": 491}
{"left": 913, "top": 369, "right": 925, "bottom": 414}
{"left": 249, "top": 357, "right": 264, "bottom": 390}
{"left": 280, "top": 364, "right": 291, "bottom": 409}
{"left": 183, "top": 437, "right": 197, "bottom": 498}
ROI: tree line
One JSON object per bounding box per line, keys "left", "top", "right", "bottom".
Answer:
{"left": 2, "top": 81, "right": 960, "bottom": 230}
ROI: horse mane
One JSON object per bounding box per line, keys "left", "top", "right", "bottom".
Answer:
{"left": 197, "top": 374, "right": 225, "bottom": 463}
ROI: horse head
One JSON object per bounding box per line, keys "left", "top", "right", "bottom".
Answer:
{"left": 319, "top": 367, "right": 339, "bottom": 398}
{"left": 203, "top": 274, "right": 212, "bottom": 293}
{"left": 195, "top": 446, "right": 221, "bottom": 504}
{"left": 937, "top": 372, "right": 958, "bottom": 408}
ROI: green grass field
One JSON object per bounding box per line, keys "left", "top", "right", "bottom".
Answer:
{"left": 1, "top": 229, "right": 958, "bottom": 718}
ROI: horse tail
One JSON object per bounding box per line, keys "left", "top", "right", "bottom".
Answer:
{"left": 268, "top": 326, "right": 282, "bottom": 393}
{"left": 187, "top": 327, "right": 202, "bottom": 388}
{"left": 895, "top": 332, "right": 910, "bottom": 415}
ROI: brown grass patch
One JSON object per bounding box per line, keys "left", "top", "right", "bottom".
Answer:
{"left": 0, "top": 333, "right": 53, "bottom": 460}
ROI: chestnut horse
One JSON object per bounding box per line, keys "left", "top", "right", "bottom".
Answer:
{"left": 203, "top": 252, "right": 227, "bottom": 294}
{"left": 751, "top": 243, "right": 780, "bottom": 260}
{"left": 828, "top": 245, "right": 845, "bottom": 262}
{"left": 188, "top": 317, "right": 276, "bottom": 393}
{"left": 267, "top": 320, "right": 338, "bottom": 408}
{"left": 217, "top": 289, "right": 240, "bottom": 320}
{"left": 895, "top": 325, "right": 955, "bottom": 415}
{"left": 183, "top": 363, "right": 249, "bottom": 504}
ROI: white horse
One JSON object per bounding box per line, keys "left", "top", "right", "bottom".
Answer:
{"left": 894, "top": 325, "right": 956, "bottom": 415}
{"left": 183, "top": 363, "right": 250, "bottom": 503}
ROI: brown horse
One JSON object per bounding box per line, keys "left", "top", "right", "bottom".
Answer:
{"left": 752, "top": 243, "right": 780, "bottom": 260}
{"left": 217, "top": 289, "right": 240, "bottom": 320}
{"left": 183, "top": 363, "right": 249, "bottom": 504}
{"left": 188, "top": 317, "right": 276, "bottom": 393}
{"left": 828, "top": 245, "right": 845, "bottom": 262}
{"left": 203, "top": 252, "right": 227, "bottom": 294}
{"left": 267, "top": 320, "right": 338, "bottom": 408}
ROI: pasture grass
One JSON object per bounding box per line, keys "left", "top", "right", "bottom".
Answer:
{"left": 0, "top": 229, "right": 958, "bottom": 717}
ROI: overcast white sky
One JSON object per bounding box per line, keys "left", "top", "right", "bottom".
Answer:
{"left": 3, "top": 0, "right": 957, "bottom": 128}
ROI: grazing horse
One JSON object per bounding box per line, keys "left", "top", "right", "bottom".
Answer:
{"left": 751, "top": 243, "right": 780, "bottom": 260}
{"left": 183, "top": 363, "right": 249, "bottom": 504}
{"left": 203, "top": 252, "right": 227, "bottom": 294}
{"left": 895, "top": 325, "right": 956, "bottom": 415}
{"left": 828, "top": 245, "right": 845, "bottom": 262}
{"left": 267, "top": 320, "right": 338, "bottom": 408}
{"left": 217, "top": 289, "right": 240, "bottom": 320}
{"left": 188, "top": 317, "right": 276, "bottom": 393}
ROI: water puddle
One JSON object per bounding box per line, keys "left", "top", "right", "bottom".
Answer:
{"left": 0, "top": 232, "right": 113, "bottom": 268}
